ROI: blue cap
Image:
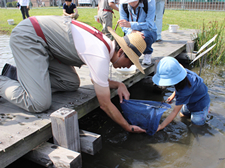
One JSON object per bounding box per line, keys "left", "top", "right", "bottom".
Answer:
{"left": 152, "top": 57, "right": 187, "bottom": 86}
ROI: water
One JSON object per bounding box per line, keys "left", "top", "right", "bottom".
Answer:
{"left": 2, "top": 35, "right": 225, "bottom": 168}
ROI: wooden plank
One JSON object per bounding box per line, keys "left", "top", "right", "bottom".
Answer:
{"left": 80, "top": 130, "right": 102, "bottom": 155}
{"left": 0, "top": 123, "right": 52, "bottom": 168}
{"left": 24, "top": 142, "right": 82, "bottom": 168}
{"left": 0, "top": 118, "right": 51, "bottom": 151}
{"left": 50, "top": 107, "right": 81, "bottom": 152}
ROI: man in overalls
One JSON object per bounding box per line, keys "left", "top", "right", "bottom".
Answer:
{"left": 97, "top": 0, "right": 119, "bottom": 39}
{"left": 0, "top": 16, "right": 146, "bottom": 133}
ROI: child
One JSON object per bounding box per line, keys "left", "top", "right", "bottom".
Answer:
{"left": 152, "top": 57, "right": 210, "bottom": 131}
{"left": 63, "top": 0, "right": 79, "bottom": 20}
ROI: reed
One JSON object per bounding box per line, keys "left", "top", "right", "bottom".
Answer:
{"left": 195, "top": 19, "right": 225, "bottom": 65}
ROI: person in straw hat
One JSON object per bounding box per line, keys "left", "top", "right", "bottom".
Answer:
{"left": 152, "top": 57, "right": 210, "bottom": 132}
{"left": 0, "top": 16, "right": 146, "bottom": 133}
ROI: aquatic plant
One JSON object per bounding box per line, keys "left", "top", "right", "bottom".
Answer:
{"left": 195, "top": 19, "right": 225, "bottom": 66}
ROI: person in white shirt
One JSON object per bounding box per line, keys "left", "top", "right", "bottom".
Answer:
{"left": 0, "top": 16, "right": 147, "bottom": 134}
{"left": 18, "top": 0, "right": 30, "bottom": 19}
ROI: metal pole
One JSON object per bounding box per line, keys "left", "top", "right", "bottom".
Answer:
{"left": 3, "top": 0, "right": 6, "bottom": 8}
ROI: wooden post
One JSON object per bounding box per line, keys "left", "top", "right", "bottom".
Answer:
{"left": 80, "top": 130, "right": 102, "bottom": 155}
{"left": 50, "top": 107, "right": 81, "bottom": 153}
{"left": 24, "top": 142, "right": 82, "bottom": 168}
{"left": 24, "top": 130, "right": 102, "bottom": 167}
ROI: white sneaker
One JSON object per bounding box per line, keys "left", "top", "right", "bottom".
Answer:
{"left": 142, "top": 54, "right": 152, "bottom": 65}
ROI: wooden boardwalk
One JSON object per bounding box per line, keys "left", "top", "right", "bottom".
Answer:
{"left": 0, "top": 29, "right": 196, "bottom": 167}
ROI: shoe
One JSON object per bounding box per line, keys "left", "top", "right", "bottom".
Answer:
{"left": 156, "top": 39, "right": 162, "bottom": 42}
{"left": 1, "top": 63, "right": 18, "bottom": 81}
{"left": 142, "top": 54, "right": 152, "bottom": 65}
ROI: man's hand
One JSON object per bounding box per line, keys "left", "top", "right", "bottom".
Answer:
{"left": 97, "top": 17, "right": 100, "bottom": 23}
{"left": 117, "top": 83, "right": 130, "bottom": 103}
{"left": 130, "top": 125, "right": 146, "bottom": 133}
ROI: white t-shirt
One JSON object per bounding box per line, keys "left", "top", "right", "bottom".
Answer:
{"left": 71, "top": 22, "right": 115, "bottom": 87}
{"left": 18, "top": 0, "right": 29, "bottom": 6}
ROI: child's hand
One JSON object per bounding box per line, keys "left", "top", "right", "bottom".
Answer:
{"left": 156, "top": 124, "right": 163, "bottom": 132}
{"left": 166, "top": 96, "right": 174, "bottom": 104}
{"left": 166, "top": 91, "right": 176, "bottom": 104}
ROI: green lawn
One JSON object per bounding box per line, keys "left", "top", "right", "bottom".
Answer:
{"left": 0, "top": 7, "right": 225, "bottom": 36}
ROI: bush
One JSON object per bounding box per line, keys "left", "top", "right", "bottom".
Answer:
{"left": 195, "top": 19, "right": 225, "bottom": 65}
{"left": 12, "top": 1, "right": 18, "bottom": 7}
{"left": 6, "top": 2, "right": 12, "bottom": 7}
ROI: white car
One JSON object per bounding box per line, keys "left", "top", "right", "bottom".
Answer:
{"left": 78, "top": 0, "right": 98, "bottom": 7}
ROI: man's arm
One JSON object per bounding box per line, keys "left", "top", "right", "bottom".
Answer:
{"left": 63, "top": 9, "right": 70, "bottom": 16}
{"left": 93, "top": 81, "right": 146, "bottom": 133}
{"left": 109, "top": 2, "right": 119, "bottom": 11}
{"left": 119, "top": 4, "right": 133, "bottom": 35}
{"left": 74, "top": 7, "right": 78, "bottom": 14}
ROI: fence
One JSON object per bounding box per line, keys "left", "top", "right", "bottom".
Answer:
{"left": 165, "top": 0, "right": 225, "bottom": 11}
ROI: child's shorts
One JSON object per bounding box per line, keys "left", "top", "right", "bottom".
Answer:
{"left": 180, "top": 103, "right": 210, "bottom": 125}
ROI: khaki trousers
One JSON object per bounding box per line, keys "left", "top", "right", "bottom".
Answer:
{"left": 0, "top": 18, "right": 80, "bottom": 112}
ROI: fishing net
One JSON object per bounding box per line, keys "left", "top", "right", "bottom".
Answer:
{"left": 120, "top": 99, "right": 171, "bottom": 135}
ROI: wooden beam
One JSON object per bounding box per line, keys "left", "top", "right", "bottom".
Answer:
{"left": 80, "top": 130, "right": 102, "bottom": 155}
{"left": 0, "top": 122, "right": 52, "bottom": 168}
{"left": 24, "top": 142, "right": 82, "bottom": 168}
{"left": 50, "top": 108, "right": 81, "bottom": 152}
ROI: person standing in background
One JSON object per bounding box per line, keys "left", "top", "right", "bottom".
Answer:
{"left": 18, "top": 0, "right": 30, "bottom": 20}
{"left": 97, "top": 0, "right": 119, "bottom": 40}
{"left": 155, "top": 0, "right": 165, "bottom": 42}
{"left": 63, "top": 0, "right": 79, "bottom": 20}
{"left": 118, "top": 0, "right": 157, "bottom": 65}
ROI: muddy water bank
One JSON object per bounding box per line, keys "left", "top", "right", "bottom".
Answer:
{"left": 1, "top": 34, "right": 225, "bottom": 168}
{"left": 79, "top": 66, "right": 225, "bottom": 168}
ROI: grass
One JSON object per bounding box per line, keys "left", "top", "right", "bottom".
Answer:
{"left": 1, "top": 7, "right": 225, "bottom": 64}
{"left": 1, "top": 7, "right": 225, "bottom": 36}
{"left": 195, "top": 19, "right": 225, "bottom": 65}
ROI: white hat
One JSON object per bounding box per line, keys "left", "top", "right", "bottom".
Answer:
{"left": 120, "top": 0, "right": 138, "bottom": 4}
{"left": 152, "top": 57, "right": 187, "bottom": 86}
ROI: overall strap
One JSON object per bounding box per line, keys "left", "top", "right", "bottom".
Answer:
{"left": 29, "top": 16, "right": 47, "bottom": 44}
{"left": 103, "top": 9, "right": 114, "bottom": 14}
{"left": 29, "top": 16, "right": 63, "bottom": 63}
{"left": 71, "top": 20, "right": 111, "bottom": 53}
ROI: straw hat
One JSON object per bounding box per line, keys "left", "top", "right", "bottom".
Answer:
{"left": 120, "top": 0, "right": 138, "bottom": 4}
{"left": 108, "top": 27, "right": 146, "bottom": 74}
{"left": 152, "top": 57, "right": 187, "bottom": 86}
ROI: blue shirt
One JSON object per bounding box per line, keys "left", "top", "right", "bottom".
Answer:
{"left": 119, "top": 0, "right": 157, "bottom": 35}
{"left": 175, "top": 69, "right": 210, "bottom": 112}
{"left": 63, "top": 3, "right": 76, "bottom": 14}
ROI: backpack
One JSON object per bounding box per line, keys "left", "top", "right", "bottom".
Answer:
{"left": 122, "top": 0, "right": 148, "bottom": 19}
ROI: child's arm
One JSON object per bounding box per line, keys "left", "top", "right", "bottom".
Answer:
{"left": 166, "top": 91, "right": 176, "bottom": 103}
{"left": 157, "top": 104, "right": 183, "bottom": 132}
